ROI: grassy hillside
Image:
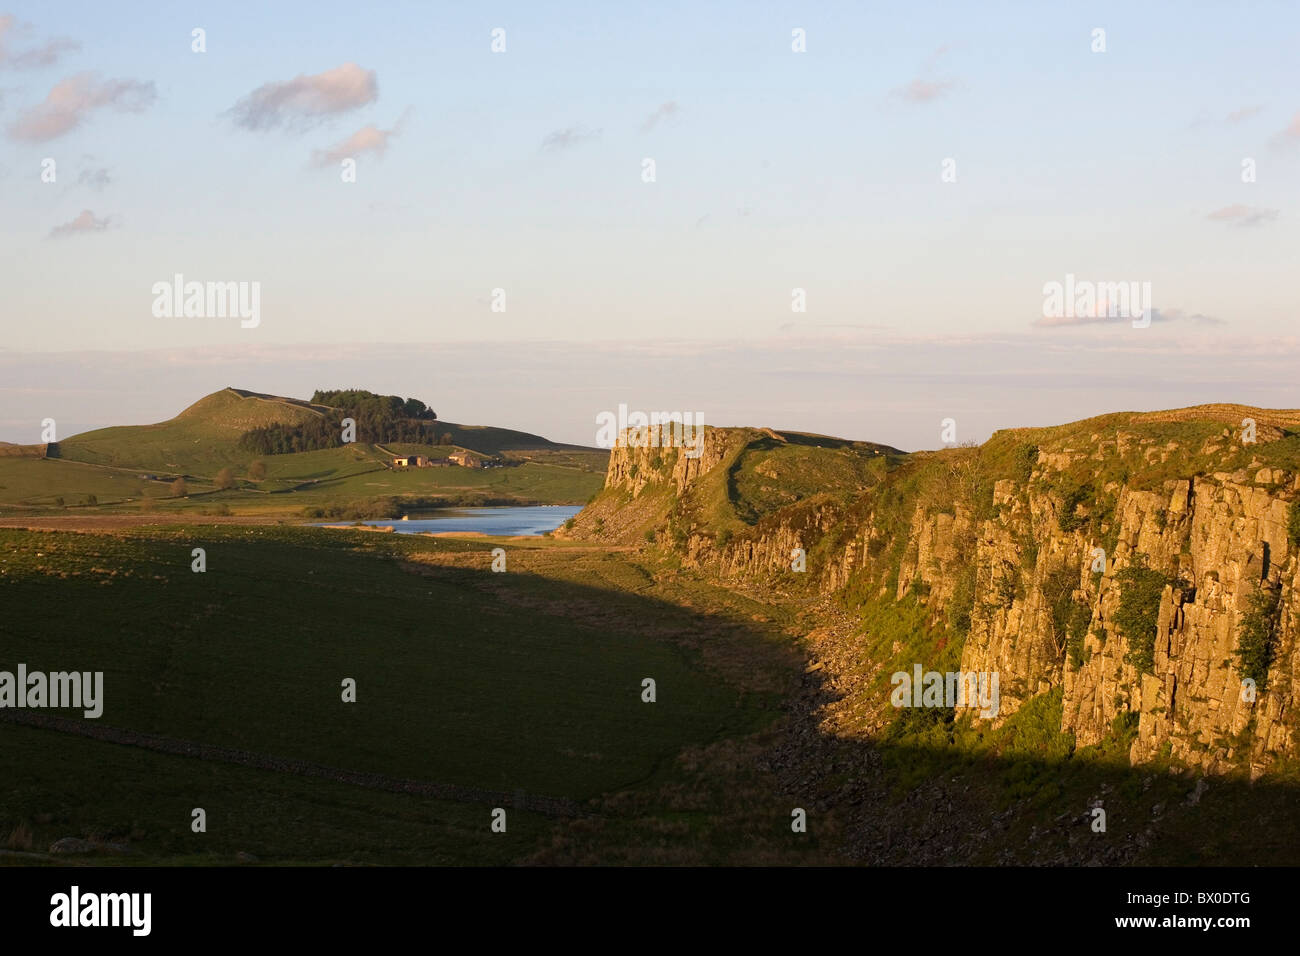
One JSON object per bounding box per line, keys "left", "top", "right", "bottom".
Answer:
{"left": 2, "top": 388, "right": 607, "bottom": 514}
{"left": 56, "top": 388, "right": 327, "bottom": 473}
{"left": 0, "top": 525, "right": 821, "bottom": 865}
{"left": 730, "top": 432, "right": 897, "bottom": 523}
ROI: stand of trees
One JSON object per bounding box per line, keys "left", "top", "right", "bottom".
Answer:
{"left": 238, "top": 390, "right": 439, "bottom": 455}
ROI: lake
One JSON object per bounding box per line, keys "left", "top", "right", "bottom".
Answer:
{"left": 320, "top": 505, "right": 583, "bottom": 536}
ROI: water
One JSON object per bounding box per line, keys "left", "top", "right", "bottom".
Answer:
{"left": 319, "top": 505, "right": 583, "bottom": 536}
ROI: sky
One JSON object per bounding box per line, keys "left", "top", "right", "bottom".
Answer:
{"left": 1, "top": 1, "right": 1297, "bottom": 449}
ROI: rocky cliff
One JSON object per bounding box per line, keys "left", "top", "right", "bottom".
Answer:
{"left": 570, "top": 407, "right": 1300, "bottom": 778}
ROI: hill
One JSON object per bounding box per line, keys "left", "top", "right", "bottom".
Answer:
{"left": 0, "top": 387, "right": 606, "bottom": 514}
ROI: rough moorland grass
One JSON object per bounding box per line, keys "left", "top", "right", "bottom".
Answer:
{"left": 0, "top": 526, "right": 770, "bottom": 804}
{"left": 0, "top": 720, "right": 541, "bottom": 866}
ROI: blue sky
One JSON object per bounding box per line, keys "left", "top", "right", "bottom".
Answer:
{"left": 1, "top": 1, "right": 1297, "bottom": 446}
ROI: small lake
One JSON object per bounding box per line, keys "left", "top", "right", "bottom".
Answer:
{"left": 320, "top": 505, "right": 583, "bottom": 536}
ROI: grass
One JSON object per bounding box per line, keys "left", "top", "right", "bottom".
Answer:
{"left": 8, "top": 387, "right": 608, "bottom": 515}
{"left": 0, "top": 446, "right": 606, "bottom": 515}
{"left": 729, "top": 438, "right": 888, "bottom": 524}
{"left": 0, "top": 720, "right": 540, "bottom": 866}
{"left": 0, "top": 524, "right": 807, "bottom": 864}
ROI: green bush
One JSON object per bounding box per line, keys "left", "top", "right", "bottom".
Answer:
{"left": 1236, "top": 586, "right": 1282, "bottom": 690}
{"left": 1288, "top": 501, "right": 1300, "bottom": 547}
{"left": 1066, "top": 601, "right": 1092, "bottom": 670}
{"left": 1115, "top": 560, "right": 1176, "bottom": 674}
{"left": 1014, "top": 443, "right": 1038, "bottom": 484}
{"left": 1057, "top": 482, "right": 1093, "bottom": 533}
{"left": 1043, "top": 565, "right": 1090, "bottom": 664}
{"left": 946, "top": 564, "right": 976, "bottom": 633}
{"left": 1021, "top": 537, "right": 1039, "bottom": 572}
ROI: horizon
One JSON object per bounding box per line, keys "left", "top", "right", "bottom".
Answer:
{"left": 3, "top": 1, "right": 1297, "bottom": 451}
{"left": 5, "top": 328, "right": 1300, "bottom": 452}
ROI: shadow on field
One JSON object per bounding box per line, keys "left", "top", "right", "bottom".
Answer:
{"left": 401, "top": 548, "right": 1300, "bottom": 867}
{"left": 3, "top": 526, "right": 1299, "bottom": 866}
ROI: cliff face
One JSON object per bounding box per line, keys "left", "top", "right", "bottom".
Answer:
{"left": 574, "top": 409, "right": 1300, "bottom": 778}
{"left": 935, "top": 468, "right": 1298, "bottom": 776}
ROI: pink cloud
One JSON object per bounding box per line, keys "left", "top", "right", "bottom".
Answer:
{"left": 0, "top": 14, "right": 79, "bottom": 69}
{"left": 47, "top": 209, "right": 110, "bottom": 239}
{"left": 7, "top": 73, "right": 155, "bottom": 141}
{"left": 893, "top": 78, "right": 956, "bottom": 104}
{"left": 229, "top": 62, "right": 378, "bottom": 131}
{"left": 1206, "top": 204, "right": 1279, "bottom": 226}
{"left": 311, "top": 112, "right": 406, "bottom": 166}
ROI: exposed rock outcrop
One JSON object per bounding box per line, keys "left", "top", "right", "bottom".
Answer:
{"left": 571, "top": 409, "right": 1300, "bottom": 777}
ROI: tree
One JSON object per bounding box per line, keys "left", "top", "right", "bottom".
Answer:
{"left": 171, "top": 477, "right": 188, "bottom": 497}
{"left": 215, "top": 467, "right": 235, "bottom": 490}
{"left": 247, "top": 460, "right": 267, "bottom": 481}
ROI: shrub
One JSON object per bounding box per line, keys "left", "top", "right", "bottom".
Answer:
{"left": 1236, "top": 586, "right": 1282, "bottom": 690}
{"left": 1042, "top": 565, "right": 1078, "bottom": 658}
{"left": 946, "top": 564, "right": 976, "bottom": 633}
{"left": 1014, "top": 443, "right": 1038, "bottom": 484}
{"left": 170, "top": 478, "right": 187, "bottom": 497}
{"left": 994, "top": 563, "right": 1019, "bottom": 609}
{"left": 1021, "top": 537, "right": 1039, "bottom": 572}
{"left": 215, "top": 467, "right": 235, "bottom": 490}
{"left": 248, "top": 460, "right": 267, "bottom": 481}
{"left": 1288, "top": 501, "right": 1300, "bottom": 547}
{"left": 1057, "top": 482, "right": 1093, "bottom": 533}
{"left": 1066, "top": 601, "right": 1093, "bottom": 670}
{"left": 1115, "top": 560, "right": 1176, "bottom": 674}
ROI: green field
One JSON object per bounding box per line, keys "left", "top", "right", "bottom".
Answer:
{"left": 0, "top": 525, "right": 817, "bottom": 864}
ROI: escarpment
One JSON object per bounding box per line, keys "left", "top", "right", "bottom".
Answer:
{"left": 569, "top": 408, "right": 1300, "bottom": 777}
